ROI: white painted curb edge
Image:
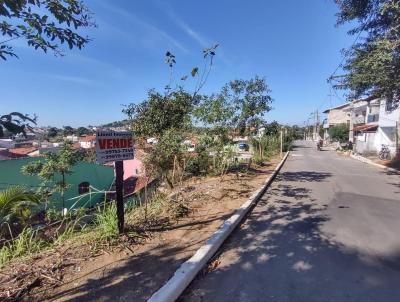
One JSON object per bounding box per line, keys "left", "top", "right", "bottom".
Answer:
{"left": 350, "top": 154, "right": 399, "bottom": 174}
{"left": 148, "top": 152, "right": 290, "bottom": 302}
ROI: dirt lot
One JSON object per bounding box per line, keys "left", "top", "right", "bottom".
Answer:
{"left": 0, "top": 157, "right": 280, "bottom": 302}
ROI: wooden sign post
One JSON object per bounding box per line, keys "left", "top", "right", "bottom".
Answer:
{"left": 115, "top": 161, "right": 125, "bottom": 233}
{"left": 96, "top": 131, "right": 135, "bottom": 234}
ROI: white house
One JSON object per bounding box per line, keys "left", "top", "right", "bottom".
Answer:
{"left": 65, "top": 135, "right": 79, "bottom": 142}
{"left": 375, "top": 99, "right": 399, "bottom": 157}
{"left": 0, "top": 138, "right": 16, "bottom": 148}
{"left": 350, "top": 98, "right": 399, "bottom": 157}
{"left": 79, "top": 135, "right": 96, "bottom": 149}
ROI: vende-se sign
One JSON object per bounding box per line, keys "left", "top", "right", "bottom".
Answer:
{"left": 95, "top": 131, "right": 134, "bottom": 164}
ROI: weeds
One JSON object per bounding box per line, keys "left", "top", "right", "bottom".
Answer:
{"left": 0, "top": 228, "right": 44, "bottom": 267}
{"left": 127, "top": 192, "right": 190, "bottom": 228}
{"left": 94, "top": 203, "right": 119, "bottom": 241}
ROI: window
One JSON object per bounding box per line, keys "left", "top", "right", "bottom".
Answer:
{"left": 78, "top": 182, "right": 90, "bottom": 194}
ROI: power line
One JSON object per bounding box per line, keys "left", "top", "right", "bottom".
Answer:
{"left": 328, "top": 14, "right": 372, "bottom": 80}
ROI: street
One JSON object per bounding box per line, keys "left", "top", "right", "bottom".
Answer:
{"left": 180, "top": 141, "right": 400, "bottom": 302}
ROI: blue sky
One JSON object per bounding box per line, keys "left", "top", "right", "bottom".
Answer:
{"left": 1, "top": 0, "right": 353, "bottom": 127}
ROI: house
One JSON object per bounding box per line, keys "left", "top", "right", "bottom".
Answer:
{"left": 79, "top": 135, "right": 96, "bottom": 149}
{"left": 65, "top": 135, "right": 79, "bottom": 142}
{"left": 375, "top": 99, "right": 399, "bottom": 157}
{"left": 0, "top": 158, "right": 115, "bottom": 211}
{"left": 0, "top": 139, "right": 16, "bottom": 149}
{"left": 322, "top": 103, "right": 351, "bottom": 141}
{"left": 0, "top": 138, "right": 33, "bottom": 149}
{"left": 38, "top": 141, "right": 63, "bottom": 154}
{"left": 349, "top": 98, "right": 399, "bottom": 157}
{"left": 7, "top": 146, "right": 39, "bottom": 158}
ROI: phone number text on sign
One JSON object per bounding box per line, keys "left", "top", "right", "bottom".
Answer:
{"left": 95, "top": 131, "right": 134, "bottom": 164}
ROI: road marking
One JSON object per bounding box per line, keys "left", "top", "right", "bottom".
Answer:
{"left": 291, "top": 154, "right": 303, "bottom": 157}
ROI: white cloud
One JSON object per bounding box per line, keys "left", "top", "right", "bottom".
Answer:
{"left": 49, "top": 74, "right": 95, "bottom": 85}
{"left": 96, "top": 2, "right": 188, "bottom": 54}
{"left": 160, "top": 3, "right": 231, "bottom": 65}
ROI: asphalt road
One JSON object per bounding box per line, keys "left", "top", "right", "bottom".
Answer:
{"left": 180, "top": 141, "right": 400, "bottom": 302}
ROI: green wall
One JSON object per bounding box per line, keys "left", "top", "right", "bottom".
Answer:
{"left": 0, "top": 158, "right": 114, "bottom": 210}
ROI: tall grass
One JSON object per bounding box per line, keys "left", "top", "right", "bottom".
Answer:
{"left": 0, "top": 228, "right": 44, "bottom": 267}
{"left": 94, "top": 203, "right": 119, "bottom": 240}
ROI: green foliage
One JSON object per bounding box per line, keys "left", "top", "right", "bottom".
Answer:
{"left": 0, "top": 228, "right": 44, "bottom": 267}
{"left": 0, "top": 112, "right": 37, "bottom": 137}
{"left": 251, "top": 135, "right": 281, "bottom": 160}
{"left": 76, "top": 126, "right": 90, "bottom": 136}
{"left": 46, "top": 127, "right": 59, "bottom": 138}
{"left": 263, "top": 121, "right": 280, "bottom": 136}
{"left": 46, "top": 207, "right": 63, "bottom": 222}
{"left": 228, "top": 76, "right": 273, "bottom": 134}
{"left": 0, "top": 0, "right": 95, "bottom": 60}
{"left": 0, "top": 186, "right": 41, "bottom": 237}
{"left": 94, "top": 203, "right": 119, "bottom": 241}
{"left": 22, "top": 142, "right": 78, "bottom": 211}
{"left": 334, "top": 0, "right": 400, "bottom": 102}
{"left": 144, "top": 129, "right": 184, "bottom": 187}
{"left": 186, "top": 146, "right": 209, "bottom": 176}
{"left": 195, "top": 76, "right": 274, "bottom": 136}
{"left": 123, "top": 89, "right": 194, "bottom": 138}
{"left": 62, "top": 125, "right": 74, "bottom": 135}
{"left": 194, "top": 93, "right": 235, "bottom": 128}
{"left": 329, "top": 123, "right": 349, "bottom": 143}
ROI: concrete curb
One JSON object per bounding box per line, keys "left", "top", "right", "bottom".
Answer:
{"left": 148, "top": 152, "right": 290, "bottom": 302}
{"left": 350, "top": 153, "right": 399, "bottom": 174}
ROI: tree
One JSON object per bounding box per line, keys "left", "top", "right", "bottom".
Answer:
{"left": 0, "top": 0, "right": 95, "bottom": 60}
{"left": 144, "top": 128, "right": 184, "bottom": 188}
{"left": 22, "top": 142, "right": 77, "bottom": 214}
{"left": 62, "top": 125, "right": 74, "bottom": 135}
{"left": 228, "top": 76, "right": 273, "bottom": 135}
{"left": 263, "top": 121, "right": 280, "bottom": 136}
{"left": 329, "top": 123, "right": 349, "bottom": 143}
{"left": 194, "top": 92, "right": 235, "bottom": 174}
{"left": 0, "top": 186, "right": 41, "bottom": 237}
{"left": 76, "top": 126, "right": 90, "bottom": 136}
{"left": 0, "top": 112, "right": 37, "bottom": 137}
{"left": 46, "top": 127, "right": 59, "bottom": 138}
{"left": 333, "top": 0, "right": 400, "bottom": 102}
{"left": 123, "top": 89, "right": 194, "bottom": 139}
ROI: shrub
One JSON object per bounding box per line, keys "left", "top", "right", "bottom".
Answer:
{"left": 329, "top": 124, "right": 349, "bottom": 143}
{"left": 0, "top": 187, "right": 41, "bottom": 238}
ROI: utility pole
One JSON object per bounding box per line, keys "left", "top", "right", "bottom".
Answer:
{"left": 396, "top": 121, "right": 399, "bottom": 157}
{"left": 316, "top": 110, "right": 320, "bottom": 140}
{"left": 280, "top": 129, "right": 283, "bottom": 158}
{"left": 309, "top": 110, "right": 320, "bottom": 141}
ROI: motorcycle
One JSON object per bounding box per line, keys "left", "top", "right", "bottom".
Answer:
{"left": 378, "top": 144, "right": 391, "bottom": 160}
{"left": 316, "top": 140, "right": 322, "bottom": 151}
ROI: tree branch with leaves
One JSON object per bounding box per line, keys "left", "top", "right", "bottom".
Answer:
{"left": 0, "top": 112, "right": 37, "bottom": 137}
{"left": 0, "top": 0, "right": 95, "bottom": 60}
